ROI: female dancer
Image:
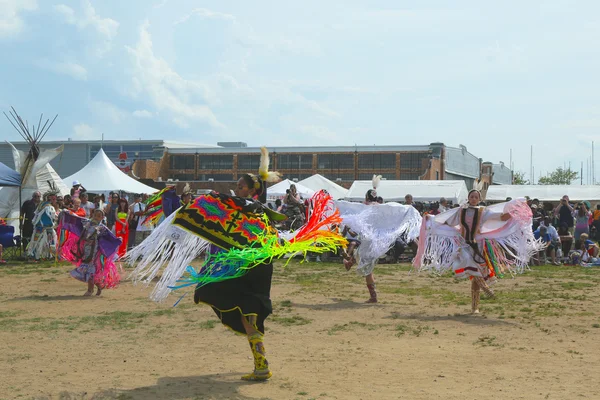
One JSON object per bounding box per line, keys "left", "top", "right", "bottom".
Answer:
{"left": 193, "top": 172, "right": 277, "bottom": 380}
{"left": 114, "top": 198, "right": 130, "bottom": 258}
{"left": 128, "top": 147, "right": 346, "bottom": 382}
{"left": 27, "top": 189, "right": 59, "bottom": 261}
{"left": 415, "top": 190, "right": 542, "bottom": 313}
{"left": 64, "top": 209, "right": 121, "bottom": 295}
{"left": 337, "top": 175, "right": 421, "bottom": 303}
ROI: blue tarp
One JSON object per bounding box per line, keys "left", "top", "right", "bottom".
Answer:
{"left": 0, "top": 161, "right": 21, "bottom": 187}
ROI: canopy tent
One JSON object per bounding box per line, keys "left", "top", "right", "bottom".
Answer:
{"left": 344, "top": 180, "right": 469, "bottom": 204}
{"left": 266, "top": 179, "right": 315, "bottom": 199}
{"left": 0, "top": 162, "right": 20, "bottom": 187}
{"left": 62, "top": 148, "right": 156, "bottom": 194}
{"left": 298, "top": 174, "right": 348, "bottom": 200}
{"left": 486, "top": 185, "right": 600, "bottom": 202}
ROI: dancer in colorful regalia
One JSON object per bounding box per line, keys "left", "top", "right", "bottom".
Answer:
{"left": 26, "top": 189, "right": 59, "bottom": 262}
{"left": 336, "top": 175, "right": 422, "bottom": 303}
{"left": 414, "top": 189, "right": 544, "bottom": 313}
{"left": 127, "top": 147, "right": 347, "bottom": 381}
{"left": 58, "top": 209, "right": 122, "bottom": 296}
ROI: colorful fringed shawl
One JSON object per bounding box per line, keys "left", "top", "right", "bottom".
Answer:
{"left": 413, "top": 198, "right": 544, "bottom": 279}
{"left": 58, "top": 212, "right": 122, "bottom": 288}
{"left": 127, "top": 190, "right": 347, "bottom": 302}
{"left": 142, "top": 186, "right": 181, "bottom": 227}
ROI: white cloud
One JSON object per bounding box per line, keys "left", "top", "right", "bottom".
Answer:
{"left": 73, "top": 123, "right": 95, "bottom": 139}
{"left": 89, "top": 99, "right": 126, "bottom": 123}
{"left": 126, "top": 21, "right": 224, "bottom": 129}
{"left": 0, "top": 0, "right": 37, "bottom": 39}
{"left": 36, "top": 60, "right": 88, "bottom": 81}
{"left": 133, "top": 109, "right": 153, "bottom": 118}
{"left": 174, "top": 8, "right": 236, "bottom": 25}
{"left": 54, "top": 0, "right": 119, "bottom": 56}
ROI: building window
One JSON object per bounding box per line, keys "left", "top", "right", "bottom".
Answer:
{"left": 172, "top": 173, "right": 195, "bottom": 181}
{"left": 399, "top": 172, "right": 421, "bottom": 180}
{"left": 90, "top": 144, "right": 161, "bottom": 162}
{"left": 198, "top": 173, "right": 234, "bottom": 181}
{"left": 199, "top": 155, "right": 233, "bottom": 169}
{"left": 277, "top": 154, "right": 312, "bottom": 170}
{"left": 399, "top": 152, "right": 429, "bottom": 170}
{"left": 237, "top": 154, "right": 261, "bottom": 171}
{"left": 322, "top": 173, "right": 355, "bottom": 181}
{"left": 280, "top": 173, "right": 312, "bottom": 181}
{"left": 317, "top": 154, "right": 354, "bottom": 169}
{"left": 358, "top": 153, "right": 395, "bottom": 170}
{"left": 169, "top": 155, "right": 195, "bottom": 170}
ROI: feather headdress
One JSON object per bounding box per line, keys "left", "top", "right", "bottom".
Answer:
{"left": 43, "top": 180, "right": 60, "bottom": 200}
{"left": 182, "top": 183, "right": 192, "bottom": 195}
{"left": 259, "top": 146, "right": 281, "bottom": 183}
{"left": 372, "top": 174, "right": 382, "bottom": 190}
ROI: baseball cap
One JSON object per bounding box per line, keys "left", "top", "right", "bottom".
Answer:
{"left": 72, "top": 180, "right": 80, "bottom": 186}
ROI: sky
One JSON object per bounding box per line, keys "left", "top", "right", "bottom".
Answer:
{"left": 1, "top": 0, "right": 600, "bottom": 183}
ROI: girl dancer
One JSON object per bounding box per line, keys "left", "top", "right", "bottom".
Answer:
{"left": 114, "top": 198, "right": 130, "bottom": 258}
{"left": 128, "top": 147, "right": 346, "bottom": 382}
{"left": 60, "top": 209, "right": 122, "bottom": 296}
{"left": 337, "top": 175, "right": 422, "bottom": 303}
{"left": 414, "top": 190, "right": 543, "bottom": 313}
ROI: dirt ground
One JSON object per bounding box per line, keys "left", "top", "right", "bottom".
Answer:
{"left": 1, "top": 259, "right": 599, "bottom": 400}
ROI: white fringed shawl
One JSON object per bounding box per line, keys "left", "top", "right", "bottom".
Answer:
{"left": 413, "top": 199, "right": 544, "bottom": 276}
{"left": 335, "top": 201, "right": 422, "bottom": 276}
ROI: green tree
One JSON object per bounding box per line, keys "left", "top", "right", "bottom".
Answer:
{"left": 537, "top": 167, "right": 579, "bottom": 185}
{"left": 512, "top": 171, "right": 528, "bottom": 185}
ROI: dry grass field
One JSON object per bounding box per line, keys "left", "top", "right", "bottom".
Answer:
{"left": 1, "top": 259, "right": 599, "bottom": 400}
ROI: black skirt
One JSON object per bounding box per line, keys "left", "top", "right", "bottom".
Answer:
{"left": 193, "top": 263, "right": 273, "bottom": 335}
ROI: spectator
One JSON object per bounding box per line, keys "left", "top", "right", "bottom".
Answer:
{"left": 531, "top": 204, "right": 542, "bottom": 231}
{"left": 533, "top": 226, "right": 553, "bottom": 265}
{"left": 79, "top": 192, "right": 95, "bottom": 218}
{"left": 70, "top": 181, "right": 85, "bottom": 199}
{"left": 534, "top": 224, "right": 560, "bottom": 265}
{"left": 56, "top": 195, "right": 65, "bottom": 210}
{"left": 555, "top": 196, "right": 574, "bottom": 234}
{"left": 20, "top": 191, "right": 41, "bottom": 250}
{"left": 128, "top": 194, "right": 145, "bottom": 248}
{"left": 580, "top": 233, "right": 599, "bottom": 258}
{"left": 63, "top": 194, "right": 72, "bottom": 209}
{"left": 557, "top": 222, "right": 573, "bottom": 257}
{"left": 573, "top": 202, "right": 591, "bottom": 241}
{"left": 404, "top": 194, "right": 413, "bottom": 206}
{"left": 592, "top": 204, "right": 600, "bottom": 240}
{"left": 70, "top": 198, "right": 86, "bottom": 218}
{"left": 104, "top": 193, "right": 120, "bottom": 231}
{"left": 439, "top": 197, "right": 448, "bottom": 212}
{"left": 275, "top": 199, "right": 283, "bottom": 212}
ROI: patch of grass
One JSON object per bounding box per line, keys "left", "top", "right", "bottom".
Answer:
{"left": 280, "top": 300, "right": 293, "bottom": 308}
{"left": 592, "top": 323, "right": 600, "bottom": 328}
{"left": 560, "top": 282, "right": 595, "bottom": 290}
{"left": 0, "top": 311, "right": 19, "bottom": 318}
{"left": 198, "top": 320, "right": 218, "bottom": 329}
{"left": 271, "top": 315, "right": 312, "bottom": 326}
{"left": 474, "top": 335, "right": 503, "bottom": 347}
{"left": 40, "top": 277, "right": 57, "bottom": 282}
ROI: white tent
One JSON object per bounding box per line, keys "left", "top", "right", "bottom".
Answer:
{"left": 298, "top": 174, "right": 349, "bottom": 200}
{"left": 486, "top": 185, "right": 600, "bottom": 202}
{"left": 0, "top": 143, "right": 69, "bottom": 235}
{"left": 266, "top": 179, "right": 315, "bottom": 199}
{"left": 344, "top": 180, "right": 469, "bottom": 204}
{"left": 63, "top": 148, "right": 156, "bottom": 193}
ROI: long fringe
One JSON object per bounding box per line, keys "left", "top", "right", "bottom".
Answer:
{"left": 127, "top": 190, "right": 347, "bottom": 302}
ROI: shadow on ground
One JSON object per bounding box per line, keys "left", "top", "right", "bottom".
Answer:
{"left": 385, "top": 311, "right": 517, "bottom": 326}
{"left": 74, "top": 373, "right": 272, "bottom": 400}
{"left": 292, "top": 298, "right": 375, "bottom": 311}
